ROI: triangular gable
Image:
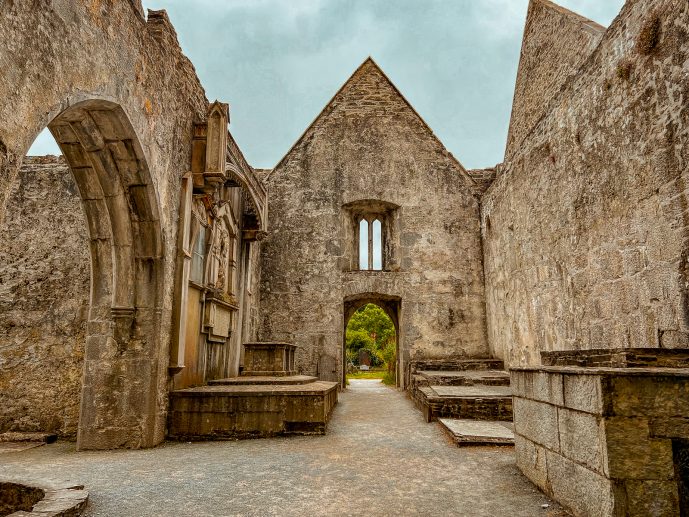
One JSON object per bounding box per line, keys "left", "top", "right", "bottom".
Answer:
{"left": 269, "top": 57, "right": 476, "bottom": 187}
{"left": 505, "top": 0, "right": 606, "bottom": 160}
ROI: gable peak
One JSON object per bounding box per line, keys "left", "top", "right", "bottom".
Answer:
{"left": 531, "top": 0, "right": 606, "bottom": 32}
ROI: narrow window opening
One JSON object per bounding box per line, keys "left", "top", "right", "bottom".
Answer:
{"left": 372, "top": 219, "right": 382, "bottom": 270}
{"left": 359, "top": 219, "right": 369, "bottom": 270}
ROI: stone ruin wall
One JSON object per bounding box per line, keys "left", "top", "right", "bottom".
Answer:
{"left": 504, "top": 0, "right": 605, "bottom": 160}
{"left": 260, "top": 60, "right": 488, "bottom": 384}
{"left": 0, "top": 1, "right": 210, "bottom": 448}
{"left": 0, "top": 157, "right": 88, "bottom": 438}
{"left": 482, "top": 0, "right": 689, "bottom": 366}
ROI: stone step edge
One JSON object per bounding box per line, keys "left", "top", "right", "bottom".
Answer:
{"left": 419, "top": 387, "right": 513, "bottom": 401}
{"left": 438, "top": 418, "right": 515, "bottom": 447}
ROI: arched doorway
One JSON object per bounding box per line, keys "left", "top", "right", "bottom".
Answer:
{"left": 0, "top": 100, "right": 165, "bottom": 450}
{"left": 342, "top": 293, "right": 401, "bottom": 387}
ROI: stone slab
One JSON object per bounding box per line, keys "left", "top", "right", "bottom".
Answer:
{"left": 429, "top": 385, "right": 512, "bottom": 398}
{"left": 411, "top": 359, "right": 505, "bottom": 372}
{"left": 171, "top": 381, "right": 336, "bottom": 397}
{"left": 541, "top": 348, "right": 689, "bottom": 368}
{"left": 419, "top": 370, "right": 510, "bottom": 386}
{"left": 511, "top": 366, "right": 689, "bottom": 378}
{"left": 208, "top": 375, "right": 318, "bottom": 386}
{"left": 438, "top": 418, "right": 514, "bottom": 446}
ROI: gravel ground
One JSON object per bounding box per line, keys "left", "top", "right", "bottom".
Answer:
{"left": 1, "top": 379, "right": 563, "bottom": 516}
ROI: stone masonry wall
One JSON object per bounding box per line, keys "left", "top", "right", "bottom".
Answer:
{"left": 504, "top": 0, "right": 605, "bottom": 160}
{"left": 0, "top": 156, "right": 88, "bottom": 438}
{"left": 482, "top": 0, "right": 689, "bottom": 366}
{"left": 260, "top": 59, "right": 488, "bottom": 385}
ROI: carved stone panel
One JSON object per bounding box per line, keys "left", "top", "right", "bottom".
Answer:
{"left": 204, "top": 299, "right": 235, "bottom": 343}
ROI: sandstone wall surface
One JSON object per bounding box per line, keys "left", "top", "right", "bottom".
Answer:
{"left": 482, "top": 0, "right": 689, "bottom": 366}
{"left": 0, "top": 157, "right": 88, "bottom": 438}
{"left": 260, "top": 59, "right": 488, "bottom": 385}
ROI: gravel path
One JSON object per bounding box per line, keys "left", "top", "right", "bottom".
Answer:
{"left": 1, "top": 379, "right": 563, "bottom": 516}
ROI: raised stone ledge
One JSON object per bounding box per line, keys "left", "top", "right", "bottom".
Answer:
{"left": 540, "top": 348, "right": 689, "bottom": 368}
{"left": 511, "top": 365, "right": 689, "bottom": 377}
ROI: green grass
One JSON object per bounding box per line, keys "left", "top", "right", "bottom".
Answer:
{"left": 381, "top": 371, "right": 396, "bottom": 386}
{"left": 347, "top": 369, "right": 397, "bottom": 386}
{"left": 347, "top": 370, "right": 385, "bottom": 380}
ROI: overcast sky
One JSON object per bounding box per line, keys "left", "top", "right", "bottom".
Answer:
{"left": 30, "top": 0, "right": 625, "bottom": 169}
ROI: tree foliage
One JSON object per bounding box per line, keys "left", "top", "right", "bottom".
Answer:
{"left": 345, "top": 304, "right": 396, "bottom": 369}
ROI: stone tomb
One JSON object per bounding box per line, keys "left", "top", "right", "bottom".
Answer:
{"left": 242, "top": 342, "right": 297, "bottom": 376}
{"left": 511, "top": 348, "right": 689, "bottom": 516}
{"left": 168, "top": 342, "right": 338, "bottom": 440}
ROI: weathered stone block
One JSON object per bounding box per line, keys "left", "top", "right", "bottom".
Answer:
{"left": 545, "top": 450, "right": 615, "bottom": 517}
{"left": 511, "top": 370, "right": 564, "bottom": 405}
{"left": 562, "top": 374, "right": 602, "bottom": 414}
{"left": 514, "top": 433, "right": 548, "bottom": 489}
{"left": 513, "top": 397, "right": 560, "bottom": 451}
{"left": 622, "top": 480, "right": 679, "bottom": 517}
{"left": 609, "top": 376, "right": 689, "bottom": 417}
{"left": 558, "top": 407, "right": 605, "bottom": 474}
{"left": 604, "top": 417, "right": 674, "bottom": 480}
{"left": 649, "top": 417, "right": 689, "bottom": 439}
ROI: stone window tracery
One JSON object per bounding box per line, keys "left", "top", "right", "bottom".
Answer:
{"left": 344, "top": 200, "right": 399, "bottom": 272}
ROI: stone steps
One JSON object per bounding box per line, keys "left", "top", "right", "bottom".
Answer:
{"left": 412, "top": 369, "right": 510, "bottom": 391}
{"left": 409, "top": 359, "right": 514, "bottom": 446}
{"left": 411, "top": 358, "right": 505, "bottom": 372}
{"left": 414, "top": 385, "right": 513, "bottom": 423}
{"left": 438, "top": 418, "right": 514, "bottom": 446}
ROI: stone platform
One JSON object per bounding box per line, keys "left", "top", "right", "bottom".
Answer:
{"left": 169, "top": 342, "right": 338, "bottom": 440}
{"left": 438, "top": 418, "right": 514, "bottom": 446}
{"left": 169, "top": 380, "right": 338, "bottom": 440}
{"left": 512, "top": 348, "right": 689, "bottom": 516}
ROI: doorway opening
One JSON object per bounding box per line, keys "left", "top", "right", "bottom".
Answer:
{"left": 343, "top": 294, "right": 401, "bottom": 388}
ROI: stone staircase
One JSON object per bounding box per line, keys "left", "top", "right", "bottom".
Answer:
{"left": 410, "top": 358, "right": 514, "bottom": 446}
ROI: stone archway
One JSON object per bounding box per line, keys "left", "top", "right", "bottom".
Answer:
{"left": 342, "top": 293, "right": 401, "bottom": 387}
{"left": 0, "top": 3, "right": 211, "bottom": 450}
{"left": 15, "top": 100, "right": 165, "bottom": 450}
